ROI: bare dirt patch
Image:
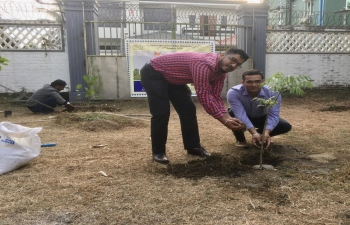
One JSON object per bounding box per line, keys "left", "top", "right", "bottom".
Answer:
{"left": 1, "top": 89, "right": 350, "bottom": 224}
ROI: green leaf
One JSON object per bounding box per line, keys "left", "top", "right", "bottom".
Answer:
{"left": 264, "top": 72, "right": 313, "bottom": 97}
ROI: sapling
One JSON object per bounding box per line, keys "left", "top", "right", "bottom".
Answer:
{"left": 253, "top": 72, "right": 313, "bottom": 169}
{"left": 76, "top": 74, "right": 101, "bottom": 100}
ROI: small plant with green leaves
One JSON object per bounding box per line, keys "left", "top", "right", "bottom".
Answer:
{"left": 253, "top": 72, "right": 313, "bottom": 169}
{"left": 76, "top": 74, "right": 101, "bottom": 100}
{"left": 0, "top": 56, "right": 9, "bottom": 71}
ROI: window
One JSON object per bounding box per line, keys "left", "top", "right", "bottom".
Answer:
{"left": 189, "top": 15, "right": 196, "bottom": 28}
{"left": 144, "top": 8, "right": 173, "bottom": 30}
{"left": 303, "top": 0, "right": 313, "bottom": 16}
{"left": 98, "top": 3, "right": 126, "bottom": 28}
{"left": 200, "top": 15, "right": 216, "bottom": 36}
{"left": 220, "top": 16, "right": 227, "bottom": 28}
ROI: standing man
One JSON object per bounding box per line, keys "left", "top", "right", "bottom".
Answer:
{"left": 140, "top": 48, "right": 249, "bottom": 164}
{"left": 227, "top": 69, "right": 292, "bottom": 149}
{"left": 26, "top": 79, "right": 75, "bottom": 114}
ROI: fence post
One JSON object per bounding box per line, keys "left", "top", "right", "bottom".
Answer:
{"left": 236, "top": 3, "right": 269, "bottom": 75}
{"left": 62, "top": 0, "right": 99, "bottom": 102}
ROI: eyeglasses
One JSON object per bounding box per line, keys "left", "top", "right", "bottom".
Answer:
{"left": 226, "top": 54, "right": 242, "bottom": 69}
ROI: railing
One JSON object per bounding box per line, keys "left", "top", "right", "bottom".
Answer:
{"left": 268, "top": 10, "right": 350, "bottom": 28}
{"left": 83, "top": 2, "right": 252, "bottom": 56}
{"left": 87, "top": 21, "right": 250, "bottom": 56}
{"left": 90, "top": 2, "right": 240, "bottom": 24}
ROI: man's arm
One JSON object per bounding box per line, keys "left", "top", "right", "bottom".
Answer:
{"left": 227, "top": 87, "right": 255, "bottom": 130}
{"left": 190, "top": 62, "right": 227, "bottom": 119}
{"left": 50, "top": 89, "right": 68, "bottom": 106}
{"left": 50, "top": 88, "right": 76, "bottom": 111}
{"left": 265, "top": 93, "right": 281, "bottom": 131}
{"left": 189, "top": 62, "right": 244, "bottom": 130}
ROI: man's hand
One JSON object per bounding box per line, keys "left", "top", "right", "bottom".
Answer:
{"left": 225, "top": 118, "right": 246, "bottom": 131}
{"left": 64, "top": 103, "right": 75, "bottom": 112}
{"left": 251, "top": 133, "right": 271, "bottom": 149}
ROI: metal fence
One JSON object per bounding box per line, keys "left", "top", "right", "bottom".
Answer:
{"left": 84, "top": 2, "right": 252, "bottom": 56}
{"left": 268, "top": 10, "right": 350, "bottom": 28}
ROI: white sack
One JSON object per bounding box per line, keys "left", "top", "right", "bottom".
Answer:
{"left": 0, "top": 122, "right": 42, "bottom": 175}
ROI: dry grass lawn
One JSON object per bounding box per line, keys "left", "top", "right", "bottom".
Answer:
{"left": 1, "top": 89, "right": 350, "bottom": 225}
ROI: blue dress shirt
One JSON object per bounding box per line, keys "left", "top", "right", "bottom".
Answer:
{"left": 227, "top": 84, "right": 281, "bottom": 131}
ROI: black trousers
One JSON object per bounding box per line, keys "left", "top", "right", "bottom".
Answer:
{"left": 140, "top": 63, "right": 200, "bottom": 154}
{"left": 228, "top": 108, "right": 292, "bottom": 142}
{"left": 27, "top": 96, "right": 57, "bottom": 114}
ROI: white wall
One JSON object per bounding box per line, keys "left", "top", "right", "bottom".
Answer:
{"left": 266, "top": 54, "right": 350, "bottom": 87}
{"left": 0, "top": 51, "right": 70, "bottom": 93}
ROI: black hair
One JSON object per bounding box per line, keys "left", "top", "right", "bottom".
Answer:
{"left": 51, "top": 79, "right": 67, "bottom": 87}
{"left": 225, "top": 48, "right": 250, "bottom": 61}
{"left": 241, "top": 69, "right": 264, "bottom": 80}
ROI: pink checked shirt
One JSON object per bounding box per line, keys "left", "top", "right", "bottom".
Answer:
{"left": 150, "top": 52, "right": 227, "bottom": 119}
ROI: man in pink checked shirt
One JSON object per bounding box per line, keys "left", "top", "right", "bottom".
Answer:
{"left": 140, "top": 48, "right": 249, "bottom": 164}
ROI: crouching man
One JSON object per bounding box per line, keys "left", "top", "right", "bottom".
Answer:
{"left": 26, "top": 79, "right": 75, "bottom": 114}
{"left": 227, "top": 69, "right": 292, "bottom": 149}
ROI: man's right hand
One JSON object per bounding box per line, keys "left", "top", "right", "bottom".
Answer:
{"left": 224, "top": 118, "right": 245, "bottom": 130}
{"left": 64, "top": 103, "right": 75, "bottom": 112}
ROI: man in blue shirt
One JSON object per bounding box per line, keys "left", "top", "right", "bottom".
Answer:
{"left": 226, "top": 69, "right": 292, "bottom": 149}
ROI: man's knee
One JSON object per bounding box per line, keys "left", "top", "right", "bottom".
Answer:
{"left": 281, "top": 119, "right": 292, "bottom": 132}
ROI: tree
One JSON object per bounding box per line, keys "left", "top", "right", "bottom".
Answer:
{"left": 253, "top": 72, "right": 313, "bottom": 169}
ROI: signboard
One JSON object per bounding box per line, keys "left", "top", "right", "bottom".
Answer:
{"left": 125, "top": 39, "right": 215, "bottom": 97}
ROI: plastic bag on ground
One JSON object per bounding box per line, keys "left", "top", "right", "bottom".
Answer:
{"left": 0, "top": 122, "right": 42, "bottom": 175}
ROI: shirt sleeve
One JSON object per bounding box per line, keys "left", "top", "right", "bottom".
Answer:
{"left": 210, "top": 78, "right": 227, "bottom": 114}
{"left": 227, "top": 88, "right": 255, "bottom": 129}
{"left": 190, "top": 61, "right": 226, "bottom": 119}
{"left": 51, "top": 89, "right": 67, "bottom": 105}
{"left": 265, "top": 94, "right": 281, "bottom": 131}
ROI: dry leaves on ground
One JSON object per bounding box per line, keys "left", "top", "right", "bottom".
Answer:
{"left": 1, "top": 89, "right": 350, "bottom": 225}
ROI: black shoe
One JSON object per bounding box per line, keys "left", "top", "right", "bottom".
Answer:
{"left": 152, "top": 153, "right": 169, "bottom": 164}
{"left": 187, "top": 147, "right": 211, "bottom": 157}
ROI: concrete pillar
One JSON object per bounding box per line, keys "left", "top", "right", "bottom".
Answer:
{"left": 236, "top": 4, "right": 269, "bottom": 75}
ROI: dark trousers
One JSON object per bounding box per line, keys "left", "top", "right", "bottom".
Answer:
{"left": 228, "top": 109, "right": 292, "bottom": 142}
{"left": 140, "top": 63, "right": 200, "bottom": 154}
{"left": 27, "top": 96, "right": 57, "bottom": 114}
